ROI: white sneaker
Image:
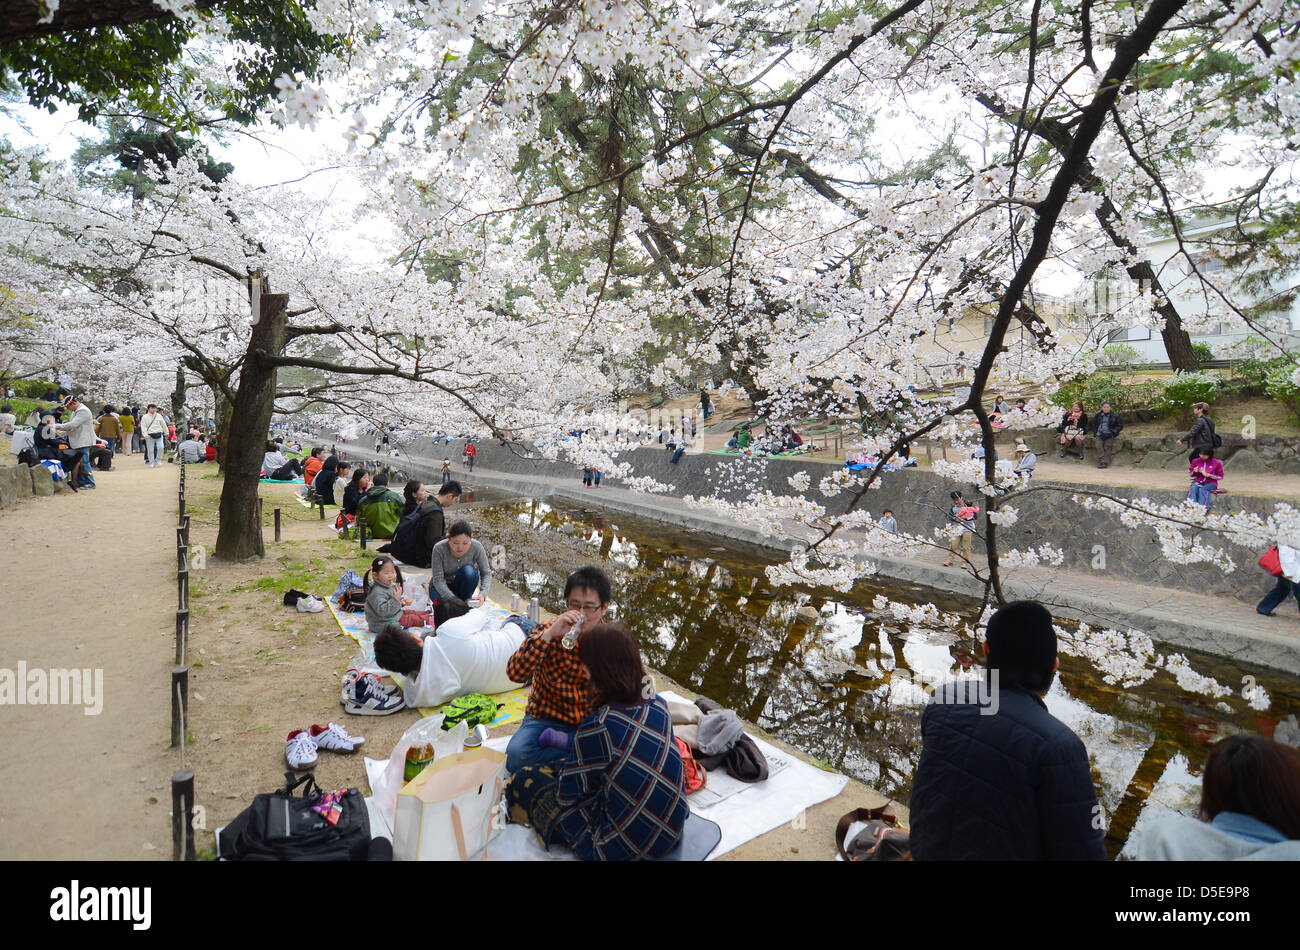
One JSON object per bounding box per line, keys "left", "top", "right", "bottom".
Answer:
{"left": 343, "top": 675, "right": 404, "bottom": 716}
{"left": 296, "top": 595, "right": 325, "bottom": 613}
{"left": 285, "top": 729, "right": 318, "bottom": 769}
{"left": 310, "top": 721, "right": 365, "bottom": 751}
{"left": 340, "top": 669, "right": 400, "bottom": 703}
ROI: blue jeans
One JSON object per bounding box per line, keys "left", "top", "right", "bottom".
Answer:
{"left": 1189, "top": 482, "right": 1213, "bottom": 512}
{"left": 451, "top": 564, "right": 479, "bottom": 600}
{"left": 505, "top": 715, "right": 574, "bottom": 773}
{"left": 504, "top": 615, "right": 539, "bottom": 635}
{"left": 76, "top": 447, "right": 94, "bottom": 487}
{"left": 1258, "top": 576, "right": 1300, "bottom": 615}
{"left": 145, "top": 435, "right": 163, "bottom": 465}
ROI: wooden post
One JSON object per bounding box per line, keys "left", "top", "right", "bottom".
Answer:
{"left": 177, "top": 569, "right": 188, "bottom": 610}
{"left": 181, "top": 513, "right": 190, "bottom": 546}
{"left": 175, "top": 608, "right": 189, "bottom": 665}
{"left": 170, "top": 665, "right": 189, "bottom": 747}
{"left": 178, "top": 490, "right": 185, "bottom": 518}
{"left": 171, "top": 770, "right": 196, "bottom": 861}
{"left": 257, "top": 497, "right": 264, "bottom": 545}
{"left": 319, "top": 500, "right": 326, "bottom": 520}
{"left": 358, "top": 514, "right": 367, "bottom": 549}
{"left": 274, "top": 507, "right": 282, "bottom": 542}
{"left": 177, "top": 544, "right": 187, "bottom": 573}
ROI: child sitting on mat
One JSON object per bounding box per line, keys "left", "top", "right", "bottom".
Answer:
{"left": 363, "top": 556, "right": 429, "bottom": 633}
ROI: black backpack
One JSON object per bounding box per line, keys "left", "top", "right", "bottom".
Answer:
{"left": 219, "top": 771, "right": 372, "bottom": 861}
{"left": 388, "top": 506, "right": 432, "bottom": 566}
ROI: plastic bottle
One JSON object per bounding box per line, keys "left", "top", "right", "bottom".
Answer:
{"left": 403, "top": 742, "right": 436, "bottom": 784}
{"left": 562, "top": 614, "right": 583, "bottom": 650}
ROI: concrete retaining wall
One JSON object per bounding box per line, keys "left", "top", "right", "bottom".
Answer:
{"left": 387, "top": 438, "right": 1274, "bottom": 608}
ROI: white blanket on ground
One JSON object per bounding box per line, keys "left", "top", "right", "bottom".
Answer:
{"left": 364, "top": 691, "right": 847, "bottom": 860}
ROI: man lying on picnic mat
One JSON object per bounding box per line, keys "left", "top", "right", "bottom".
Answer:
{"left": 504, "top": 565, "right": 611, "bottom": 773}
{"left": 373, "top": 599, "right": 535, "bottom": 708}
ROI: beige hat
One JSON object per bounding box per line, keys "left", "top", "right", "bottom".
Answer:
{"left": 1015, "top": 441, "right": 1030, "bottom": 454}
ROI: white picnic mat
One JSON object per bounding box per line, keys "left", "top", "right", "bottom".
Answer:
{"left": 364, "top": 690, "right": 847, "bottom": 860}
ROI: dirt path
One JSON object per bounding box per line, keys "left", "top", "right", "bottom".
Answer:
{"left": 0, "top": 455, "right": 176, "bottom": 859}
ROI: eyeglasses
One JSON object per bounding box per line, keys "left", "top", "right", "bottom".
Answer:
{"left": 566, "top": 600, "right": 603, "bottom": 614}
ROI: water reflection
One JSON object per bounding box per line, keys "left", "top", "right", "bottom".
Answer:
{"left": 476, "top": 498, "right": 1300, "bottom": 857}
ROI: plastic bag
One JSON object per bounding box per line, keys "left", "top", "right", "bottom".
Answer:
{"left": 403, "top": 578, "right": 431, "bottom": 612}
{"left": 370, "top": 713, "right": 468, "bottom": 830}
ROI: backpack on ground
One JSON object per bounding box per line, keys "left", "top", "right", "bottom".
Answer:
{"left": 219, "top": 771, "right": 371, "bottom": 861}
{"left": 440, "top": 693, "right": 502, "bottom": 730}
{"left": 339, "top": 588, "right": 367, "bottom": 612}
{"left": 675, "top": 736, "right": 707, "bottom": 794}
{"left": 835, "top": 806, "right": 911, "bottom": 861}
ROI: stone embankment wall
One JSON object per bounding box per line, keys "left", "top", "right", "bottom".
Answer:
{"left": 375, "top": 436, "right": 1276, "bottom": 608}
{"left": 0, "top": 462, "right": 59, "bottom": 509}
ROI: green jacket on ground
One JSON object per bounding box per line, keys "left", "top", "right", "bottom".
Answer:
{"left": 358, "top": 486, "right": 404, "bottom": 539}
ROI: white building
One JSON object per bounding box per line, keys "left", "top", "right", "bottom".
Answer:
{"left": 1108, "top": 217, "right": 1300, "bottom": 361}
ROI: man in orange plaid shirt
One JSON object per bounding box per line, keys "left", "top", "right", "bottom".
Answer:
{"left": 505, "top": 566, "right": 611, "bottom": 772}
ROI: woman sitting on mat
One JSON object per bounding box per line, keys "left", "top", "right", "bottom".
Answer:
{"left": 262, "top": 440, "right": 303, "bottom": 480}
{"left": 508, "top": 623, "right": 688, "bottom": 861}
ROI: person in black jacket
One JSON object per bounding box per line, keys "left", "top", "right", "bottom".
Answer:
{"left": 1092, "top": 401, "right": 1124, "bottom": 469}
{"left": 908, "top": 600, "right": 1106, "bottom": 860}
{"left": 1175, "top": 402, "right": 1216, "bottom": 462}
{"left": 313, "top": 459, "right": 345, "bottom": 507}
{"left": 383, "top": 480, "right": 462, "bottom": 568}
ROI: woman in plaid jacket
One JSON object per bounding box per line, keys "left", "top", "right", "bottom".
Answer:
{"left": 552, "top": 624, "right": 688, "bottom": 860}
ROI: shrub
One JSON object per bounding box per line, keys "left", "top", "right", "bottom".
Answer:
{"left": 1234, "top": 353, "right": 1292, "bottom": 383}
{"left": 9, "top": 378, "right": 54, "bottom": 398}
{"left": 1099, "top": 343, "right": 1140, "bottom": 370}
{"left": 1265, "top": 364, "right": 1300, "bottom": 415}
{"left": 1051, "top": 373, "right": 1143, "bottom": 412}
{"left": 1152, "top": 370, "right": 1222, "bottom": 419}
{"left": 1190, "top": 341, "right": 1216, "bottom": 363}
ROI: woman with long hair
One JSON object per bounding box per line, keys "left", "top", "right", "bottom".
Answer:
{"left": 507, "top": 623, "right": 688, "bottom": 860}
{"left": 1136, "top": 735, "right": 1300, "bottom": 860}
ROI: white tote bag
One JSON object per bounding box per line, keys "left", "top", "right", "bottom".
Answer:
{"left": 393, "top": 747, "right": 507, "bottom": 861}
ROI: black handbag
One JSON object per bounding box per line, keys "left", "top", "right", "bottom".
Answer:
{"left": 219, "top": 771, "right": 371, "bottom": 861}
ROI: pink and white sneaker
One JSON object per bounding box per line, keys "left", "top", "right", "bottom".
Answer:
{"left": 285, "top": 729, "right": 318, "bottom": 770}
{"left": 310, "top": 722, "right": 365, "bottom": 752}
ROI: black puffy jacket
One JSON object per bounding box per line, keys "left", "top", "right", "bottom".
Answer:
{"left": 908, "top": 683, "right": 1106, "bottom": 860}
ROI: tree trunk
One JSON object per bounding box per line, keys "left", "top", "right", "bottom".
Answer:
{"left": 170, "top": 365, "right": 186, "bottom": 428}
{"left": 214, "top": 293, "right": 288, "bottom": 561}
{"left": 213, "top": 387, "right": 234, "bottom": 472}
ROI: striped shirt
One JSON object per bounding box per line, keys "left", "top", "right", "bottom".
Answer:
{"left": 555, "top": 697, "right": 688, "bottom": 861}
{"left": 505, "top": 620, "right": 589, "bottom": 725}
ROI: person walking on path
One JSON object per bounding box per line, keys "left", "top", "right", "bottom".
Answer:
{"left": 56, "top": 395, "right": 96, "bottom": 489}
{"left": 1257, "top": 544, "right": 1300, "bottom": 617}
{"left": 1175, "top": 401, "right": 1217, "bottom": 462}
{"left": 1188, "top": 448, "right": 1224, "bottom": 513}
{"left": 118, "top": 405, "right": 134, "bottom": 455}
{"left": 441, "top": 457, "right": 451, "bottom": 485}
{"left": 464, "top": 440, "right": 477, "bottom": 471}
{"left": 907, "top": 600, "right": 1106, "bottom": 860}
{"left": 139, "top": 404, "right": 168, "bottom": 468}
{"left": 1092, "top": 401, "right": 1124, "bottom": 469}
{"left": 699, "top": 387, "right": 712, "bottom": 421}
{"left": 943, "top": 490, "right": 977, "bottom": 567}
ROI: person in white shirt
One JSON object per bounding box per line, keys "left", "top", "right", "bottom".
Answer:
{"left": 261, "top": 440, "right": 302, "bottom": 479}
{"left": 372, "top": 601, "right": 530, "bottom": 708}
{"left": 55, "top": 396, "right": 96, "bottom": 488}
{"left": 0, "top": 403, "right": 15, "bottom": 435}
{"left": 139, "top": 404, "right": 169, "bottom": 467}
